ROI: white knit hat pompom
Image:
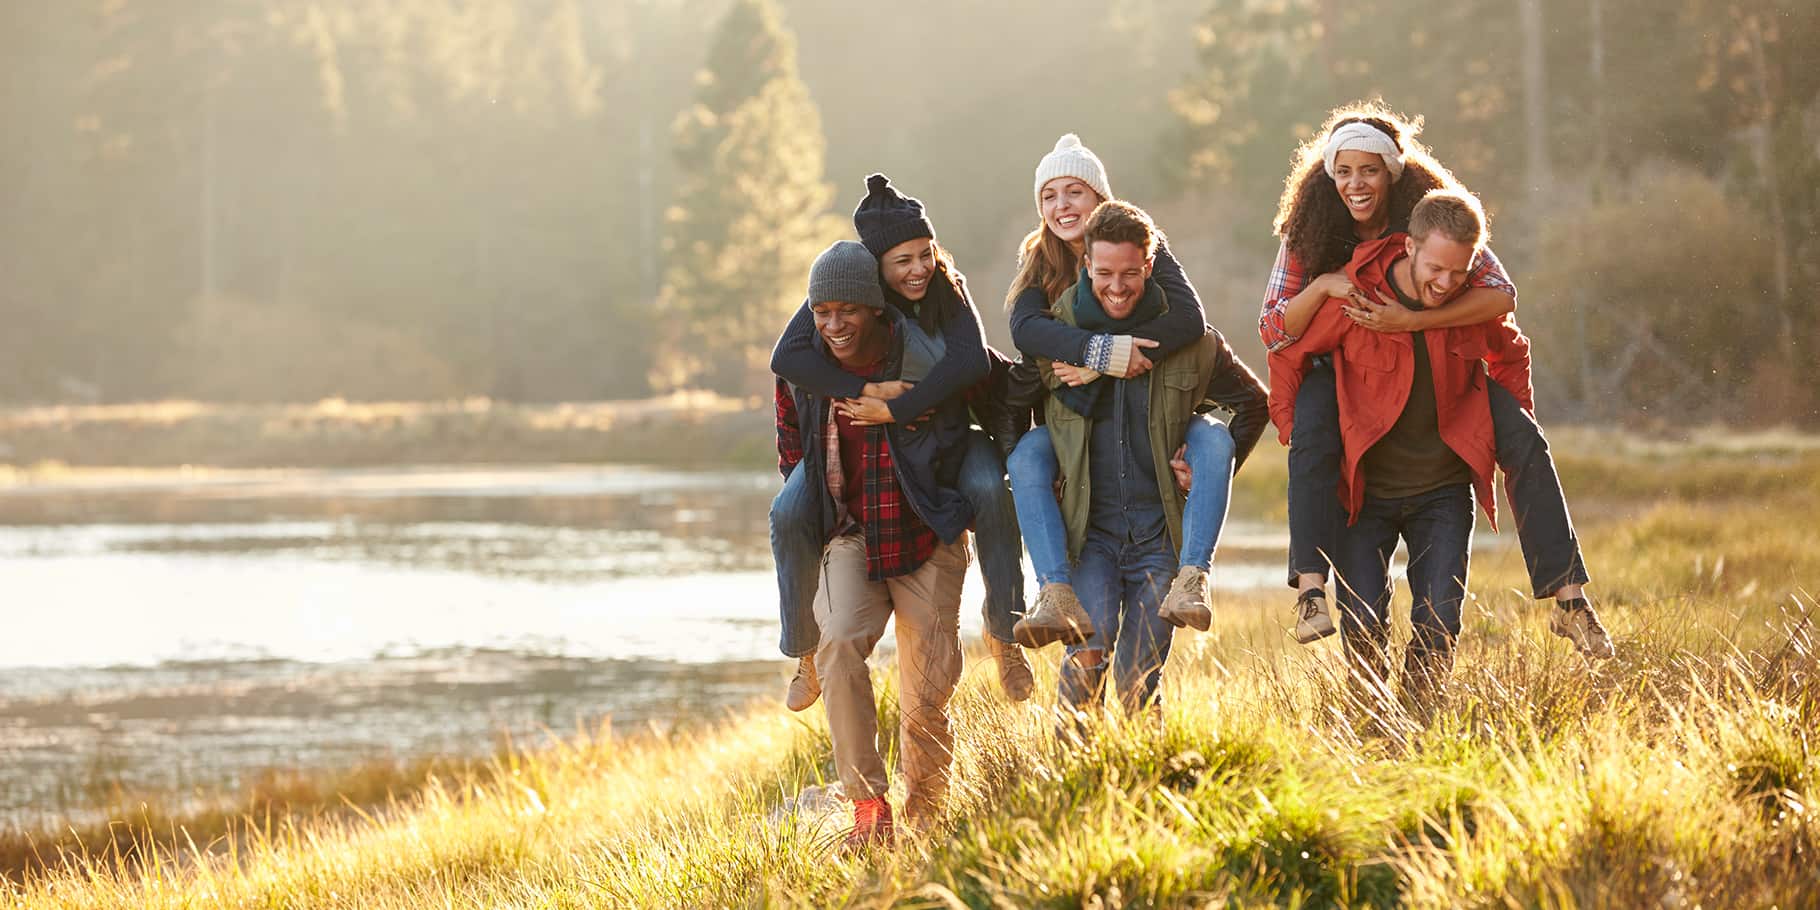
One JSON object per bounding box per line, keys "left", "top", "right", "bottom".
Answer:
{"left": 1321, "top": 121, "right": 1406, "bottom": 181}
{"left": 1033, "top": 133, "right": 1113, "bottom": 212}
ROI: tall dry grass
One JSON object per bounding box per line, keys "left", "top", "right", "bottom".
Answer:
{"left": 4, "top": 440, "right": 1818, "bottom": 907}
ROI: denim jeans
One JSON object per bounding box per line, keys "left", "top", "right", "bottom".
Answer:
{"left": 1058, "top": 530, "right": 1178, "bottom": 713}
{"left": 1331, "top": 483, "right": 1475, "bottom": 667}
{"left": 1285, "top": 358, "right": 1348, "bottom": 586}
{"left": 1009, "top": 414, "right": 1236, "bottom": 585}
{"left": 1286, "top": 362, "right": 1592, "bottom": 599}
{"left": 1177, "top": 416, "right": 1235, "bottom": 571}
{"left": 1007, "top": 427, "right": 1070, "bottom": 587}
{"left": 773, "top": 429, "right": 1024, "bottom": 657}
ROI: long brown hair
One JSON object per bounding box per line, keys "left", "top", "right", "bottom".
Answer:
{"left": 1273, "top": 100, "right": 1464, "bottom": 277}
{"left": 1003, "top": 223, "right": 1082, "bottom": 313}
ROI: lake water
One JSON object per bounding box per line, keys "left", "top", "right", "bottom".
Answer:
{"left": 0, "top": 465, "right": 1286, "bottom": 827}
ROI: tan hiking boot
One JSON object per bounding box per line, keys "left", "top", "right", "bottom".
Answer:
{"left": 1157, "top": 565, "right": 1212, "bottom": 631}
{"left": 1293, "top": 588, "right": 1337, "bottom": 644}
{"left": 1013, "top": 582, "right": 1094, "bottom": 648}
{"left": 1550, "top": 597, "right": 1616, "bottom": 659}
{"left": 785, "top": 655, "right": 820, "bottom": 712}
{"left": 986, "top": 635, "right": 1034, "bottom": 702}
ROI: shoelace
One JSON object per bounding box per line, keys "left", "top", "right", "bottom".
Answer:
{"left": 1298, "top": 595, "right": 1325, "bottom": 621}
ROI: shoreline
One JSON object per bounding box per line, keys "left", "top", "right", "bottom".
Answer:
{"left": 0, "top": 394, "right": 777, "bottom": 471}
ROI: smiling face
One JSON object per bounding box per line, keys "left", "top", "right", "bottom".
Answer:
{"left": 879, "top": 238, "right": 936, "bottom": 301}
{"left": 1402, "top": 232, "right": 1477, "bottom": 309}
{"left": 1040, "top": 177, "right": 1104, "bottom": 247}
{"left": 811, "top": 300, "right": 885, "bottom": 366}
{"left": 1331, "top": 149, "right": 1393, "bottom": 231}
{"left": 1086, "top": 240, "right": 1153, "bottom": 319}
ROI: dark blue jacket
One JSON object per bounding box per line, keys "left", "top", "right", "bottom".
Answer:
{"left": 770, "top": 268, "right": 990, "bottom": 424}
{"left": 783, "top": 304, "right": 975, "bottom": 547}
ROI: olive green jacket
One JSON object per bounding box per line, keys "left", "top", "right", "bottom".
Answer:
{"left": 1040, "top": 279, "right": 1270, "bottom": 562}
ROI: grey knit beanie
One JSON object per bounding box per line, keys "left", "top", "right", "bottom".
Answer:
{"left": 1033, "top": 133, "right": 1113, "bottom": 212}
{"left": 807, "top": 240, "right": 886, "bottom": 312}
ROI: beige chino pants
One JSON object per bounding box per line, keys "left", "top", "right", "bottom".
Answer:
{"left": 814, "top": 532, "right": 967, "bottom": 816}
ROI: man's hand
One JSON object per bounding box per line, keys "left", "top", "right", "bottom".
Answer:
{"left": 1169, "top": 443, "right": 1193, "bottom": 493}
{"left": 1343, "top": 288, "right": 1423, "bottom": 333}
{"left": 862, "top": 380, "right": 914, "bottom": 400}
{"left": 1052, "top": 361, "right": 1096, "bottom": 387}
{"left": 1121, "top": 338, "right": 1161, "bottom": 378}
{"left": 837, "top": 396, "right": 895, "bottom": 426}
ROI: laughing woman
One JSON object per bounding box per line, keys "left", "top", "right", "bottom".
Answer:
{"left": 1000, "top": 134, "right": 1240, "bottom": 647}
{"left": 770, "top": 174, "right": 1036, "bottom": 708}
{"left": 1263, "top": 102, "right": 1613, "bottom": 659}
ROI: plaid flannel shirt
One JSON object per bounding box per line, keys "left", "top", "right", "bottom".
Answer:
{"left": 775, "top": 378, "right": 938, "bottom": 581}
{"left": 1259, "top": 240, "right": 1518, "bottom": 352}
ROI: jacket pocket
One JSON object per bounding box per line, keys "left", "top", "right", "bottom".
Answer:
{"left": 1447, "top": 336, "right": 1491, "bottom": 362}
{"left": 1347, "top": 340, "right": 1398, "bottom": 373}
{"left": 1160, "top": 365, "right": 1199, "bottom": 392}
{"left": 1447, "top": 337, "right": 1491, "bottom": 389}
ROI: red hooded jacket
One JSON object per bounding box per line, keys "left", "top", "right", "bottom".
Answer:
{"left": 1267, "top": 234, "right": 1533, "bottom": 528}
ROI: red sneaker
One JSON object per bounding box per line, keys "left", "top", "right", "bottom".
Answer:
{"left": 842, "top": 796, "right": 895, "bottom": 851}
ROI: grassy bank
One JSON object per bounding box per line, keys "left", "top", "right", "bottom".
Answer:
{"left": 0, "top": 395, "right": 775, "bottom": 469}
{"left": 4, "top": 441, "right": 1819, "bottom": 907}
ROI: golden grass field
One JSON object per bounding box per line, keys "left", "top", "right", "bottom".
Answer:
{"left": 3, "top": 429, "right": 1818, "bottom": 907}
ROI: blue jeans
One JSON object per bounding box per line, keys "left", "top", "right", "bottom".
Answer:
{"left": 1177, "top": 416, "right": 1234, "bottom": 571}
{"left": 1287, "top": 362, "right": 1591, "bottom": 599}
{"left": 1007, "top": 428, "right": 1070, "bottom": 587}
{"left": 1058, "top": 531, "right": 1178, "bottom": 713}
{"left": 1331, "top": 483, "right": 1475, "bottom": 668}
{"left": 1008, "top": 415, "right": 1236, "bottom": 585}
{"left": 772, "top": 429, "right": 1024, "bottom": 657}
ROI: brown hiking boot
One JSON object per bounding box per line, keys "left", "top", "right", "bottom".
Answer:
{"left": 842, "top": 796, "right": 895, "bottom": 851}
{"left": 1157, "top": 565, "right": 1212, "bottom": 631}
{"left": 986, "top": 635, "right": 1034, "bottom": 702}
{"left": 1013, "top": 582, "right": 1094, "bottom": 648}
{"left": 1293, "top": 588, "right": 1337, "bottom": 644}
{"left": 1551, "top": 597, "right": 1616, "bottom": 659}
{"left": 785, "top": 655, "right": 820, "bottom": 712}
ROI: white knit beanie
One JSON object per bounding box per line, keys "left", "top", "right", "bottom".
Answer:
{"left": 1321, "top": 121, "right": 1406, "bottom": 181}
{"left": 1033, "top": 133, "right": 1113, "bottom": 211}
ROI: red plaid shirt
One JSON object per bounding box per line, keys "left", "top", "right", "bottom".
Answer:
{"left": 1259, "top": 239, "right": 1517, "bottom": 352}
{"left": 775, "top": 378, "right": 938, "bottom": 581}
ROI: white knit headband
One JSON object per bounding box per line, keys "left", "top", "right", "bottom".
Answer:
{"left": 1322, "top": 122, "right": 1405, "bottom": 181}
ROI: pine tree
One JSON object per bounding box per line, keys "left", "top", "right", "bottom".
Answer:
{"left": 654, "top": 0, "right": 840, "bottom": 396}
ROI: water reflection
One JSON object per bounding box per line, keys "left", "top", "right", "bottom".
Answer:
{"left": 0, "top": 465, "right": 1287, "bottom": 827}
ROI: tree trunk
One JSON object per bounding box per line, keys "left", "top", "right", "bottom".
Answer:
{"left": 1518, "top": 0, "right": 1550, "bottom": 203}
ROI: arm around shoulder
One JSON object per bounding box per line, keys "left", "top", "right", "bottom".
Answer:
{"left": 770, "top": 301, "right": 866, "bottom": 399}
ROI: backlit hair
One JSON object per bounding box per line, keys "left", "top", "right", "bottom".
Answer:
{"left": 1274, "top": 100, "right": 1464, "bottom": 275}
{"left": 1005, "top": 201, "right": 1098, "bottom": 312}
{"left": 1409, "top": 189, "right": 1489, "bottom": 250}
{"left": 1083, "top": 200, "right": 1160, "bottom": 260}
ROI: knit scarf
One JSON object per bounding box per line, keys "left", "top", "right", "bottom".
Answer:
{"left": 1051, "top": 269, "right": 1165, "bottom": 418}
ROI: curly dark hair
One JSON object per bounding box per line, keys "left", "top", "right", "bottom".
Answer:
{"left": 1272, "top": 100, "right": 1465, "bottom": 278}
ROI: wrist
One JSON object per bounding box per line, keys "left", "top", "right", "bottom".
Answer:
{"left": 1105, "top": 336, "right": 1135, "bottom": 377}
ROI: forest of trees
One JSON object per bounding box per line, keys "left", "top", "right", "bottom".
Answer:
{"left": 2, "top": 0, "right": 1814, "bottom": 423}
